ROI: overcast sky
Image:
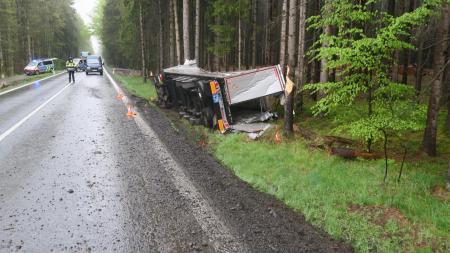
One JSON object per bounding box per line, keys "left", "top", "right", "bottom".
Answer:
{"left": 73, "top": 0, "right": 97, "bottom": 25}
{"left": 73, "top": 0, "right": 100, "bottom": 54}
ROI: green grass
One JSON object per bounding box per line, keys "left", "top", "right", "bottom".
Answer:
{"left": 114, "top": 74, "right": 156, "bottom": 100}
{"left": 187, "top": 124, "right": 449, "bottom": 253}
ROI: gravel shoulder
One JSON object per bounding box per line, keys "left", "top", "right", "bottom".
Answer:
{"left": 131, "top": 95, "right": 353, "bottom": 253}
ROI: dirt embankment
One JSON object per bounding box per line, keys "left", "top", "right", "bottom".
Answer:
{"left": 133, "top": 97, "right": 353, "bottom": 253}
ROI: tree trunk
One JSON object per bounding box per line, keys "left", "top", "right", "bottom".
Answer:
{"left": 169, "top": 0, "right": 175, "bottom": 66}
{"left": 368, "top": 81, "right": 373, "bottom": 152}
{"left": 401, "top": 0, "right": 415, "bottom": 85}
{"left": 6, "top": 20, "right": 13, "bottom": 76}
{"left": 446, "top": 67, "right": 450, "bottom": 132}
{"left": 320, "top": 26, "right": 330, "bottom": 83}
{"left": 213, "top": 16, "right": 220, "bottom": 71}
{"left": 173, "top": 0, "right": 181, "bottom": 65}
{"left": 158, "top": 0, "right": 164, "bottom": 71}
{"left": 0, "top": 30, "right": 4, "bottom": 79}
{"left": 139, "top": 1, "right": 146, "bottom": 82}
{"left": 25, "top": 9, "right": 32, "bottom": 61}
{"left": 422, "top": 3, "right": 450, "bottom": 156}
{"left": 287, "top": 0, "right": 296, "bottom": 77}
{"left": 251, "top": 0, "right": 257, "bottom": 68}
{"left": 284, "top": 0, "right": 297, "bottom": 136}
{"left": 387, "top": 0, "right": 395, "bottom": 15}
{"left": 183, "top": 0, "right": 190, "bottom": 61}
{"left": 195, "top": 0, "right": 200, "bottom": 63}
{"left": 238, "top": 5, "right": 242, "bottom": 70}
{"left": 279, "top": 0, "right": 288, "bottom": 74}
{"left": 263, "top": 0, "right": 270, "bottom": 65}
{"left": 415, "top": 37, "right": 424, "bottom": 96}
{"left": 295, "top": 0, "right": 307, "bottom": 112}
{"left": 446, "top": 160, "right": 450, "bottom": 191}
{"left": 392, "top": 0, "right": 405, "bottom": 83}
{"left": 320, "top": 1, "right": 331, "bottom": 86}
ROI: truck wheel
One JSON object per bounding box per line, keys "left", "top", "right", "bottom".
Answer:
{"left": 86, "top": 71, "right": 89, "bottom": 75}
{"left": 201, "top": 107, "right": 214, "bottom": 128}
{"left": 100, "top": 71, "right": 103, "bottom": 76}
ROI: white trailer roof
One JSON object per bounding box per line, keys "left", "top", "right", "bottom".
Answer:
{"left": 164, "top": 62, "right": 285, "bottom": 105}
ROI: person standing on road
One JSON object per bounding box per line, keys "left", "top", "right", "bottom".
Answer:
{"left": 66, "top": 57, "right": 77, "bottom": 83}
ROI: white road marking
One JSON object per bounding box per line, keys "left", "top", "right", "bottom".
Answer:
{"left": 0, "top": 83, "right": 71, "bottom": 143}
{"left": 105, "top": 69, "right": 248, "bottom": 252}
{"left": 0, "top": 72, "right": 65, "bottom": 97}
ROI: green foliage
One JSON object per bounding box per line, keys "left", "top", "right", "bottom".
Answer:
{"left": 0, "top": 0, "right": 91, "bottom": 76}
{"left": 208, "top": 24, "right": 236, "bottom": 56}
{"left": 91, "top": 0, "right": 106, "bottom": 36}
{"left": 94, "top": 0, "right": 158, "bottom": 69}
{"left": 207, "top": 0, "right": 251, "bottom": 58}
{"left": 305, "top": 0, "right": 443, "bottom": 146}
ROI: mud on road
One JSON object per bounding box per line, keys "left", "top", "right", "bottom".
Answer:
{"left": 132, "top": 95, "right": 353, "bottom": 253}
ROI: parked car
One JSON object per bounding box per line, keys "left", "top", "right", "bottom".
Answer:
{"left": 24, "top": 59, "right": 55, "bottom": 75}
{"left": 86, "top": 55, "right": 103, "bottom": 75}
{"left": 77, "top": 59, "right": 87, "bottom": 72}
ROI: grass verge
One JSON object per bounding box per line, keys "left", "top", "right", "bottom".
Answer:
{"left": 113, "top": 73, "right": 156, "bottom": 100}
{"left": 189, "top": 124, "right": 449, "bottom": 253}
{"left": 112, "top": 70, "right": 449, "bottom": 252}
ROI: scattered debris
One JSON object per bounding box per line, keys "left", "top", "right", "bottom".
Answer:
{"left": 231, "top": 123, "right": 272, "bottom": 140}
{"left": 331, "top": 147, "right": 381, "bottom": 160}
{"left": 274, "top": 129, "right": 282, "bottom": 144}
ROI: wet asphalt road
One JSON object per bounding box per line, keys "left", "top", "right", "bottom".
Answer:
{"left": 0, "top": 71, "right": 352, "bottom": 252}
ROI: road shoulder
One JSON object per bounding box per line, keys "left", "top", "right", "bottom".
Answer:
{"left": 128, "top": 94, "right": 353, "bottom": 252}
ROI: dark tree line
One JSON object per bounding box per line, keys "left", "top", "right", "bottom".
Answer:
{"left": 0, "top": 0, "right": 91, "bottom": 78}
{"left": 95, "top": 0, "right": 450, "bottom": 157}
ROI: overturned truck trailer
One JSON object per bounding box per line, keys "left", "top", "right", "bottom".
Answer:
{"left": 154, "top": 63, "right": 285, "bottom": 132}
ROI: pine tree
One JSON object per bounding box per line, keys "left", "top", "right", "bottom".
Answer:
{"left": 423, "top": 2, "right": 450, "bottom": 156}
{"left": 284, "top": 0, "right": 297, "bottom": 136}
{"left": 183, "top": 0, "right": 190, "bottom": 61}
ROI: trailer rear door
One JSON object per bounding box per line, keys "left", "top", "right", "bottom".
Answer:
{"left": 224, "top": 65, "right": 285, "bottom": 105}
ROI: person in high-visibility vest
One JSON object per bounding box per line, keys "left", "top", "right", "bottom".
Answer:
{"left": 66, "top": 57, "right": 77, "bottom": 83}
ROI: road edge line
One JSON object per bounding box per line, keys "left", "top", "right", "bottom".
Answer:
{"left": 0, "top": 71, "right": 66, "bottom": 97}
{"left": 0, "top": 82, "right": 71, "bottom": 143}
{"left": 104, "top": 69, "right": 248, "bottom": 252}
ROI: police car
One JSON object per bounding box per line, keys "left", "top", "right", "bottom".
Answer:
{"left": 24, "top": 59, "right": 55, "bottom": 75}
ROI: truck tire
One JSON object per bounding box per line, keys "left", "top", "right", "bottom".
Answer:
{"left": 201, "top": 107, "right": 214, "bottom": 128}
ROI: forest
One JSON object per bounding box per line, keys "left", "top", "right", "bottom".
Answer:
{"left": 0, "top": 0, "right": 91, "bottom": 78}
{"left": 95, "top": 0, "right": 450, "bottom": 160}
